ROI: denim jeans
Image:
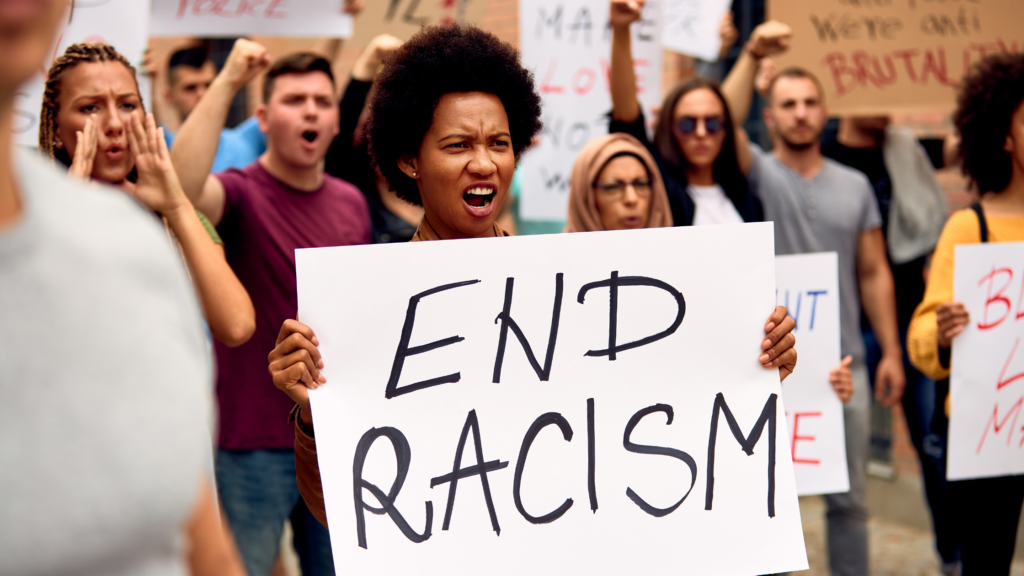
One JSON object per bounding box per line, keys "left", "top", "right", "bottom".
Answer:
{"left": 216, "top": 449, "right": 335, "bottom": 576}
{"left": 863, "top": 328, "right": 961, "bottom": 564}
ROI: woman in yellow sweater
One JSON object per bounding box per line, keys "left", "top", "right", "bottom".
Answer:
{"left": 908, "top": 53, "right": 1024, "bottom": 575}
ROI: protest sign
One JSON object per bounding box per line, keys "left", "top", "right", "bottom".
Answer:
{"left": 662, "top": 0, "right": 731, "bottom": 61}
{"left": 149, "top": 0, "right": 353, "bottom": 38}
{"left": 348, "top": 0, "right": 485, "bottom": 44}
{"left": 297, "top": 223, "right": 808, "bottom": 575}
{"left": 949, "top": 241, "right": 1024, "bottom": 481}
{"left": 775, "top": 253, "right": 849, "bottom": 496}
{"left": 12, "top": 0, "right": 151, "bottom": 147}
{"left": 769, "top": 0, "right": 1024, "bottom": 115}
{"left": 517, "top": 0, "right": 663, "bottom": 222}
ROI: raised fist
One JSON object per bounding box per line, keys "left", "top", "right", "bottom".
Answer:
{"left": 746, "top": 20, "right": 792, "bottom": 60}
{"left": 221, "top": 38, "right": 271, "bottom": 92}
{"left": 610, "top": 0, "right": 645, "bottom": 29}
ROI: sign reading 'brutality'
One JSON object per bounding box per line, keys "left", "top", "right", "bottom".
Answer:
{"left": 775, "top": 253, "right": 849, "bottom": 496}
{"left": 517, "top": 0, "right": 663, "bottom": 222}
{"left": 769, "top": 0, "right": 1024, "bottom": 115}
{"left": 950, "top": 242, "right": 1024, "bottom": 481}
{"left": 297, "top": 224, "right": 808, "bottom": 575}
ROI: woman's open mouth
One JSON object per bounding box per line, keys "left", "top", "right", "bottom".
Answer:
{"left": 463, "top": 186, "right": 496, "bottom": 208}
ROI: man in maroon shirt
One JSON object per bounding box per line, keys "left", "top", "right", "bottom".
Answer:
{"left": 171, "top": 39, "right": 370, "bottom": 576}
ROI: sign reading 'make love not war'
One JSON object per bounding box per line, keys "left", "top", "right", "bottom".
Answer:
{"left": 297, "top": 224, "right": 808, "bottom": 576}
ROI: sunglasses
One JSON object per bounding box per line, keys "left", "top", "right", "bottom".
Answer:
{"left": 676, "top": 116, "right": 725, "bottom": 135}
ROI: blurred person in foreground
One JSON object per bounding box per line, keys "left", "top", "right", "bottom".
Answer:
{"left": 722, "top": 20, "right": 905, "bottom": 576}
{"left": 264, "top": 24, "right": 799, "bottom": 527}
{"left": 0, "top": 1, "right": 245, "bottom": 575}
{"left": 909, "top": 53, "right": 1024, "bottom": 576}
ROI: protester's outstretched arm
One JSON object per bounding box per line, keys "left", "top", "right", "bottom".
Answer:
{"left": 720, "top": 21, "right": 791, "bottom": 173}
{"left": 609, "top": 0, "right": 644, "bottom": 123}
{"left": 857, "top": 227, "right": 905, "bottom": 407}
{"left": 171, "top": 39, "right": 270, "bottom": 224}
{"left": 186, "top": 480, "right": 247, "bottom": 576}
{"left": 130, "top": 112, "right": 255, "bottom": 347}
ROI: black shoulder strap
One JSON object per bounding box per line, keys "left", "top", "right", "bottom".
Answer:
{"left": 970, "top": 202, "right": 989, "bottom": 243}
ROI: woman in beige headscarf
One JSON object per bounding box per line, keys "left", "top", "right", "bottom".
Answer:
{"left": 565, "top": 133, "right": 673, "bottom": 232}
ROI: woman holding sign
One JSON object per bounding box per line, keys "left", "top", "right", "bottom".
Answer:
{"left": 607, "top": 0, "right": 763, "bottom": 227}
{"left": 266, "top": 23, "right": 800, "bottom": 528}
{"left": 908, "top": 53, "right": 1024, "bottom": 575}
{"left": 38, "top": 43, "right": 255, "bottom": 348}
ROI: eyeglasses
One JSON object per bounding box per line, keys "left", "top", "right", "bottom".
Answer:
{"left": 676, "top": 116, "right": 725, "bottom": 135}
{"left": 593, "top": 179, "right": 652, "bottom": 200}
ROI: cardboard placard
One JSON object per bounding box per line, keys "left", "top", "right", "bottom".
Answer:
{"left": 13, "top": 0, "right": 151, "bottom": 147}
{"left": 768, "top": 0, "right": 1024, "bottom": 115}
{"left": 517, "top": 0, "right": 663, "bottom": 222}
{"left": 662, "top": 0, "right": 731, "bottom": 61}
{"left": 949, "top": 241, "right": 1024, "bottom": 481}
{"left": 297, "top": 223, "right": 808, "bottom": 575}
{"left": 347, "top": 0, "right": 485, "bottom": 44}
{"left": 149, "top": 0, "right": 353, "bottom": 38}
{"left": 776, "top": 253, "right": 849, "bottom": 496}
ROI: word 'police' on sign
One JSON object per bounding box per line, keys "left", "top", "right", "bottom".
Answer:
{"left": 517, "top": 0, "right": 663, "bottom": 222}
{"left": 950, "top": 241, "right": 1024, "bottom": 481}
{"left": 769, "top": 0, "right": 1023, "bottom": 115}
{"left": 776, "top": 253, "right": 849, "bottom": 496}
{"left": 297, "top": 224, "right": 808, "bottom": 575}
{"left": 150, "top": 0, "right": 353, "bottom": 38}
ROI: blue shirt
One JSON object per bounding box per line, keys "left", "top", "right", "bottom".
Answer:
{"left": 164, "top": 116, "right": 266, "bottom": 174}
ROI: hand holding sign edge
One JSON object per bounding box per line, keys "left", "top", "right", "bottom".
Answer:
{"left": 762, "top": 305, "right": 797, "bottom": 382}
{"left": 269, "top": 318, "right": 325, "bottom": 426}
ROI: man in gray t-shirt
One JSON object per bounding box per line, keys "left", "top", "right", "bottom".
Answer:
{"left": 721, "top": 20, "right": 905, "bottom": 576}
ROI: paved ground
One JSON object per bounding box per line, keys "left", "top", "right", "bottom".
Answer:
{"left": 278, "top": 497, "right": 1024, "bottom": 575}
{"left": 798, "top": 496, "right": 1024, "bottom": 576}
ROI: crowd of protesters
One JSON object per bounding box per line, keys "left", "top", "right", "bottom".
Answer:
{"left": 1, "top": 0, "right": 1022, "bottom": 574}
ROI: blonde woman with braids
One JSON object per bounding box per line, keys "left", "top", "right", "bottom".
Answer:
{"left": 39, "top": 42, "right": 255, "bottom": 347}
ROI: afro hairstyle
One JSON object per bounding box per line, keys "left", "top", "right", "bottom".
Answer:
{"left": 366, "top": 24, "right": 543, "bottom": 206}
{"left": 954, "top": 52, "right": 1024, "bottom": 194}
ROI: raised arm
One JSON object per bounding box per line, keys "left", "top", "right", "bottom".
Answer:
{"left": 129, "top": 112, "right": 255, "bottom": 347}
{"left": 170, "top": 39, "right": 270, "bottom": 224}
{"left": 720, "top": 21, "right": 791, "bottom": 174}
{"left": 609, "top": 0, "right": 645, "bottom": 124}
{"left": 857, "top": 227, "right": 906, "bottom": 407}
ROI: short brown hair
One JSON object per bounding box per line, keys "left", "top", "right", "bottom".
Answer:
{"left": 261, "top": 52, "right": 335, "bottom": 103}
{"left": 766, "top": 67, "right": 825, "bottom": 106}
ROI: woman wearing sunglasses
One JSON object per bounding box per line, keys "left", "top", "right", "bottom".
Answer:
{"left": 609, "top": 0, "right": 762, "bottom": 226}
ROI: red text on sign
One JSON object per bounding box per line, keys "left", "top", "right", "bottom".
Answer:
{"left": 176, "top": 0, "right": 288, "bottom": 20}
{"left": 977, "top": 395, "right": 1024, "bottom": 454}
{"left": 789, "top": 411, "right": 821, "bottom": 465}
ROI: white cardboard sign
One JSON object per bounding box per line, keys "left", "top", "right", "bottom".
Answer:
{"left": 775, "top": 253, "right": 849, "bottom": 496}
{"left": 949, "top": 241, "right": 1024, "bottom": 481}
{"left": 517, "top": 0, "right": 663, "bottom": 222}
{"left": 661, "top": 0, "right": 731, "bottom": 61}
{"left": 297, "top": 223, "right": 808, "bottom": 575}
{"left": 13, "top": 0, "right": 151, "bottom": 147}
{"left": 149, "top": 0, "right": 353, "bottom": 38}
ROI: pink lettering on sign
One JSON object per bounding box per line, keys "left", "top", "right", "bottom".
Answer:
{"left": 176, "top": 0, "right": 287, "bottom": 20}
{"left": 978, "top": 266, "right": 1014, "bottom": 331}
{"left": 790, "top": 411, "right": 821, "bottom": 465}
{"left": 997, "top": 337, "right": 1024, "bottom": 392}
{"left": 977, "top": 395, "right": 1024, "bottom": 454}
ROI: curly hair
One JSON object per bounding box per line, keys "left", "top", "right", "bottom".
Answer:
{"left": 954, "top": 53, "right": 1024, "bottom": 194}
{"left": 39, "top": 42, "right": 143, "bottom": 167}
{"left": 366, "top": 25, "right": 543, "bottom": 205}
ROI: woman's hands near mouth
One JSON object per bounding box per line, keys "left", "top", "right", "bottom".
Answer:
{"left": 127, "top": 112, "right": 191, "bottom": 216}
{"left": 68, "top": 115, "right": 98, "bottom": 180}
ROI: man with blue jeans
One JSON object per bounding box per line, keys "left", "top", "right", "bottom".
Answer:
{"left": 171, "top": 40, "right": 371, "bottom": 576}
{"left": 722, "top": 20, "right": 906, "bottom": 575}
{"left": 825, "top": 116, "right": 961, "bottom": 574}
